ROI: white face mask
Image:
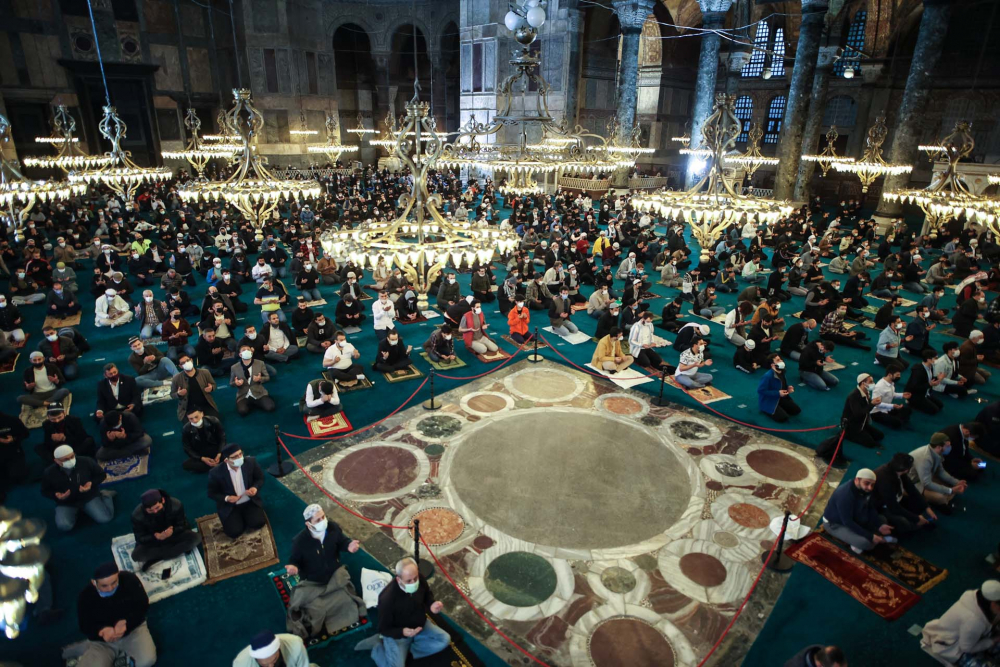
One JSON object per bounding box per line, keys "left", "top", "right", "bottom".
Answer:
{"left": 46, "top": 334, "right": 58, "bottom": 342}
{"left": 474, "top": 307, "right": 482, "bottom": 314}
{"left": 305, "top": 264, "right": 312, "bottom": 271}
{"left": 308, "top": 518, "right": 328, "bottom": 533}
{"left": 443, "top": 334, "right": 452, "bottom": 341}
{"left": 516, "top": 302, "right": 524, "bottom": 308}
{"left": 247, "top": 332, "right": 257, "bottom": 340}
{"left": 181, "top": 361, "right": 194, "bottom": 372}
{"left": 388, "top": 339, "right": 398, "bottom": 346}
{"left": 144, "top": 295, "right": 153, "bottom": 303}
{"left": 448, "top": 278, "right": 456, "bottom": 284}
{"left": 59, "top": 242, "right": 66, "bottom": 248}
{"left": 229, "top": 456, "right": 244, "bottom": 468}
{"left": 240, "top": 350, "right": 253, "bottom": 360}
{"left": 60, "top": 457, "right": 77, "bottom": 470}
{"left": 775, "top": 361, "right": 786, "bottom": 370}
{"left": 191, "top": 418, "right": 204, "bottom": 428}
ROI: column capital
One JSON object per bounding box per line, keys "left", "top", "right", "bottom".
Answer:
{"left": 816, "top": 45, "right": 839, "bottom": 69}
{"left": 700, "top": 9, "right": 730, "bottom": 30}
{"left": 801, "top": 0, "right": 829, "bottom": 18}
{"left": 721, "top": 50, "right": 751, "bottom": 73}
{"left": 612, "top": 0, "right": 657, "bottom": 31}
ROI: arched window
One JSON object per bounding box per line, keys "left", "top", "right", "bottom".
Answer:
{"left": 770, "top": 28, "right": 786, "bottom": 77}
{"left": 734, "top": 96, "right": 754, "bottom": 143}
{"left": 764, "top": 95, "right": 786, "bottom": 144}
{"left": 741, "top": 23, "right": 769, "bottom": 78}
{"left": 834, "top": 10, "right": 866, "bottom": 77}
{"left": 822, "top": 95, "right": 858, "bottom": 127}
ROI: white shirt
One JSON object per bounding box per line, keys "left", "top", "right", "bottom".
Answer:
{"left": 251, "top": 263, "right": 273, "bottom": 281}
{"left": 227, "top": 465, "right": 250, "bottom": 504}
{"left": 870, "top": 377, "right": 902, "bottom": 413}
{"left": 629, "top": 321, "right": 654, "bottom": 349}
{"left": 267, "top": 326, "right": 289, "bottom": 351}
{"left": 34, "top": 366, "right": 56, "bottom": 392}
{"left": 305, "top": 382, "right": 340, "bottom": 408}
{"left": 372, "top": 299, "right": 396, "bottom": 331}
{"left": 323, "top": 341, "right": 356, "bottom": 370}
{"left": 675, "top": 349, "right": 703, "bottom": 377}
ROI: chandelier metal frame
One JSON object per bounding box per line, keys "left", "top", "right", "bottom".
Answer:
{"left": 800, "top": 125, "right": 855, "bottom": 176}
{"left": 0, "top": 507, "right": 50, "bottom": 640}
{"left": 725, "top": 123, "right": 779, "bottom": 178}
{"left": 23, "top": 105, "right": 113, "bottom": 172}
{"left": 833, "top": 114, "right": 912, "bottom": 192}
{"left": 161, "top": 108, "right": 238, "bottom": 177}
{"left": 306, "top": 112, "right": 359, "bottom": 161}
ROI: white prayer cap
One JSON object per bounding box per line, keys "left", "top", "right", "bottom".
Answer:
{"left": 744, "top": 339, "right": 756, "bottom": 350}
{"left": 970, "top": 330, "right": 984, "bottom": 341}
{"left": 982, "top": 580, "right": 1000, "bottom": 601}
{"left": 699, "top": 324, "right": 710, "bottom": 335}
{"left": 53, "top": 445, "right": 74, "bottom": 459}
{"left": 302, "top": 503, "right": 323, "bottom": 521}
{"left": 105, "top": 288, "right": 117, "bottom": 297}
{"left": 856, "top": 373, "right": 872, "bottom": 384}
{"left": 855, "top": 468, "right": 876, "bottom": 481}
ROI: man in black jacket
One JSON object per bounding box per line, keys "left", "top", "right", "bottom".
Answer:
{"left": 19, "top": 352, "right": 71, "bottom": 408}
{"left": 95, "top": 363, "right": 143, "bottom": 421}
{"left": 96, "top": 410, "right": 152, "bottom": 461}
{"left": 874, "top": 453, "right": 937, "bottom": 535}
{"left": 366, "top": 557, "right": 449, "bottom": 664}
{"left": 130, "top": 489, "right": 202, "bottom": 570}
{"left": 306, "top": 311, "right": 336, "bottom": 354}
{"left": 39, "top": 403, "right": 96, "bottom": 463}
{"left": 207, "top": 444, "right": 266, "bottom": 538}
{"left": 76, "top": 562, "right": 155, "bottom": 667}
{"left": 181, "top": 409, "right": 225, "bottom": 473}
{"left": 976, "top": 400, "right": 1000, "bottom": 456}
{"left": 41, "top": 445, "right": 115, "bottom": 531}
{"left": 0, "top": 409, "right": 29, "bottom": 502}
{"left": 842, "top": 373, "right": 885, "bottom": 448}
{"left": 195, "top": 328, "right": 239, "bottom": 377}
{"left": 940, "top": 422, "right": 986, "bottom": 482}
{"left": 905, "top": 350, "right": 944, "bottom": 415}
{"left": 373, "top": 330, "right": 413, "bottom": 373}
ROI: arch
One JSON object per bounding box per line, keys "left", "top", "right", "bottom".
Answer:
{"left": 388, "top": 25, "right": 432, "bottom": 93}
{"left": 327, "top": 15, "right": 379, "bottom": 49}
{"left": 382, "top": 15, "right": 435, "bottom": 54}
{"left": 332, "top": 23, "right": 375, "bottom": 91}
{"left": 763, "top": 95, "right": 786, "bottom": 144}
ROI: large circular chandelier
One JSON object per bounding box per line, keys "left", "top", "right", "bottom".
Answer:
{"left": 725, "top": 123, "right": 778, "bottom": 178}
{"left": 178, "top": 89, "right": 321, "bottom": 228}
{"left": 801, "top": 125, "right": 855, "bottom": 176}
{"left": 631, "top": 94, "right": 793, "bottom": 248}
{"left": 161, "top": 108, "right": 237, "bottom": 177}
{"left": 321, "top": 94, "right": 520, "bottom": 312}
{"left": 306, "top": 112, "right": 358, "bottom": 161}
{"left": 23, "top": 105, "right": 113, "bottom": 172}
{"left": 883, "top": 121, "right": 999, "bottom": 232}
{"left": 833, "top": 115, "right": 912, "bottom": 192}
{"left": 1, "top": 114, "right": 85, "bottom": 225}
{"left": 346, "top": 112, "right": 376, "bottom": 139}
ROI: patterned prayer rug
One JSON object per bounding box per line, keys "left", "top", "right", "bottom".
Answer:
{"left": 691, "top": 311, "right": 728, "bottom": 325}
{"left": 397, "top": 313, "right": 429, "bottom": 324}
{"left": 785, "top": 533, "right": 920, "bottom": 620}
{"left": 303, "top": 299, "right": 327, "bottom": 308}
{"left": 111, "top": 533, "right": 206, "bottom": 603}
{"left": 304, "top": 412, "right": 353, "bottom": 438}
{"left": 196, "top": 513, "right": 280, "bottom": 585}
{"left": 475, "top": 348, "right": 511, "bottom": 363}
{"left": 382, "top": 364, "right": 425, "bottom": 383}
{"left": 0, "top": 352, "right": 19, "bottom": 374}
{"left": 268, "top": 567, "right": 369, "bottom": 649}
{"left": 419, "top": 352, "right": 468, "bottom": 371}
{"left": 20, "top": 395, "right": 71, "bottom": 429}
{"left": 862, "top": 305, "right": 880, "bottom": 315}
{"left": 823, "top": 361, "right": 847, "bottom": 372}
{"left": 819, "top": 529, "right": 948, "bottom": 593}
{"left": 502, "top": 334, "right": 548, "bottom": 350}
{"left": 101, "top": 453, "right": 150, "bottom": 485}
{"left": 664, "top": 377, "right": 732, "bottom": 404}
{"left": 321, "top": 372, "right": 374, "bottom": 393}
{"left": 141, "top": 385, "right": 173, "bottom": 405}
{"left": 11, "top": 333, "right": 28, "bottom": 348}
{"left": 43, "top": 313, "right": 82, "bottom": 328}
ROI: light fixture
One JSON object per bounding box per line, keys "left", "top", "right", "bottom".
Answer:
{"left": 23, "top": 105, "right": 113, "bottom": 172}
{"left": 843, "top": 68, "right": 855, "bottom": 79}
{"left": 161, "top": 108, "right": 237, "bottom": 177}
{"left": 306, "top": 112, "right": 358, "bottom": 161}
{"left": 801, "top": 125, "right": 855, "bottom": 176}
{"left": 346, "top": 112, "right": 376, "bottom": 137}
{"left": 289, "top": 109, "right": 319, "bottom": 136}
{"left": 762, "top": 66, "right": 772, "bottom": 80}
{"left": 0, "top": 514, "right": 48, "bottom": 640}
{"left": 178, "top": 89, "right": 321, "bottom": 229}
{"left": 833, "top": 114, "right": 912, "bottom": 192}
{"left": 723, "top": 123, "right": 779, "bottom": 177}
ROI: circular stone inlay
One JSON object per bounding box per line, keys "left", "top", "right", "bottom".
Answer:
{"left": 451, "top": 411, "right": 691, "bottom": 550}
{"left": 411, "top": 508, "right": 465, "bottom": 546}
{"left": 510, "top": 370, "right": 578, "bottom": 401}
{"left": 679, "top": 553, "right": 728, "bottom": 588}
{"left": 714, "top": 461, "right": 745, "bottom": 478}
{"left": 603, "top": 396, "right": 644, "bottom": 415}
{"left": 669, "top": 420, "right": 712, "bottom": 441}
{"left": 713, "top": 531, "right": 741, "bottom": 548}
{"left": 590, "top": 618, "right": 675, "bottom": 667}
{"left": 333, "top": 446, "right": 419, "bottom": 495}
{"left": 745, "top": 449, "right": 810, "bottom": 482}
{"left": 424, "top": 444, "right": 445, "bottom": 457}
{"left": 728, "top": 503, "right": 772, "bottom": 530}
{"left": 600, "top": 566, "right": 637, "bottom": 594}
{"left": 483, "top": 552, "right": 557, "bottom": 607}
{"left": 416, "top": 415, "right": 463, "bottom": 440}
{"left": 466, "top": 394, "right": 509, "bottom": 413}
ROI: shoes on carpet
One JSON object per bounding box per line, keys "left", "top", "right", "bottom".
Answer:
{"left": 851, "top": 546, "right": 863, "bottom": 555}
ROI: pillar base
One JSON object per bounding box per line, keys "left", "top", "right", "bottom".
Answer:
{"left": 872, "top": 214, "right": 896, "bottom": 236}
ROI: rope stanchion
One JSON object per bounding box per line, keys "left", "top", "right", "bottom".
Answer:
{"left": 413, "top": 519, "right": 435, "bottom": 579}
{"left": 651, "top": 364, "right": 669, "bottom": 406}
{"left": 267, "top": 424, "right": 295, "bottom": 477}
{"left": 763, "top": 510, "right": 795, "bottom": 571}
{"left": 422, "top": 369, "right": 442, "bottom": 410}
{"left": 527, "top": 326, "right": 542, "bottom": 363}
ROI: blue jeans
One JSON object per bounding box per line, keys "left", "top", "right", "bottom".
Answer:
{"left": 299, "top": 287, "right": 322, "bottom": 301}
{"left": 801, "top": 370, "right": 840, "bottom": 390}
{"left": 136, "top": 357, "right": 179, "bottom": 389}
{"left": 140, "top": 323, "right": 163, "bottom": 339}
{"left": 261, "top": 310, "right": 286, "bottom": 323}
{"left": 371, "top": 620, "right": 451, "bottom": 667}
{"left": 551, "top": 321, "right": 579, "bottom": 336}
{"left": 903, "top": 282, "right": 927, "bottom": 294}
{"left": 699, "top": 306, "right": 724, "bottom": 318}
{"left": 675, "top": 372, "right": 713, "bottom": 388}
{"left": 870, "top": 289, "right": 893, "bottom": 299}
{"left": 55, "top": 493, "right": 115, "bottom": 531}
{"left": 166, "top": 344, "right": 196, "bottom": 362}
{"left": 589, "top": 309, "right": 604, "bottom": 319}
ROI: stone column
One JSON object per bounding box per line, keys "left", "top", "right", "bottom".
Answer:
{"left": 564, "top": 4, "right": 585, "bottom": 128}
{"left": 877, "top": 0, "right": 954, "bottom": 217}
{"left": 793, "top": 45, "right": 839, "bottom": 200}
{"left": 722, "top": 51, "right": 751, "bottom": 95}
{"left": 688, "top": 6, "right": 730, "bottom": 150}
{"left": 612, "top": 0, "right": 656, "bottom": 140}
{"left": 772, "top": 0, "right": 830, "bottom": 200}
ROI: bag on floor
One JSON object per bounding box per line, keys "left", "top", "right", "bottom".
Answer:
{"left": 360, "top": 567, "right": 393, "bottom": 608}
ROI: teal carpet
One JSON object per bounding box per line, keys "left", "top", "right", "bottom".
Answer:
{"left": 4, "top": 205, "right": 997, "bottom": 667}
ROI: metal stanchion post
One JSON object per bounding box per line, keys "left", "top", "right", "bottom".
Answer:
{"left": 422, "top": 369, "right": 442, "bottom": 410}
{"left": 268, "top": 424, "right": 295, "bottom": 477}
{"left": 527, "top": 326, "right": 542, "bottom": 363}
{"left": 651, "top": 365, "right": 670, "bottom": 406}
{"left": 761, "top": 510, "right": 795, "bottom": 571}
{"left": 413, "top": 519, "right": 435, "bottom": 579}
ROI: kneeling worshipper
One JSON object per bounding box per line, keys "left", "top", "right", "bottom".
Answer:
{"left": 130, "top": 488, "right": 202, "bottom": 571}
{"left": 95, "top": 288, "right": 134, "bottom": 328}
{"left": 207, "top": 443, "right": 267, "bottom": 538}
{"left": 96, "top": 410, "right": 153, "bottom": 461}
{"left": 873, "top": 453, "right": 937, "bottom": 536}
{"left": 39, "top": 402, "right": 96, "bottom": 463}
{"left": 75, "top": 562, "right": 155, "bottom": 667}
{"left": 921, "top": 580, "right": 1000, "bottom": 667}
{"left": 422, "top": 325, "right": 459, "bottom": 363}
{"left": 300, "top": 379, "right": 342, "bottom": 418}
{"left": 41, "top": 445, "right": 115, "bottom": 532}
{"left": 821, "top": 468, "right": 896, "bottom": 554}
{"left": 181, "top": 408, "right": 226, "bottom": 473}
{"left": 356, "top": 557, "right": 450, "bottom": 667}
{"left": 628, "top": 310, "right": 668, "bottom": 370}
{"left": 283, "top": 504, "right": 366, "bottom": 639}
{"left": 459, "top": 300, "right": 500, "bottom": 354}
{"left": 233, "top": 630, "right": 316, "bottom": 667}
{"left": 373, "top": 329, "right": 414, "bottom": 373}
{"left": 757, "top": 354, "right": 800, "bottom": 423}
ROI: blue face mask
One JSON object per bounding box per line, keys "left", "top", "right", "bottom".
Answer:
{"left": 402, "top": 581, "right": 419, "bottom": 594}
{"left": 942, "top": 445, "right": 952, "bottom": 456}
{"left": 97, "top": 586, "right": 118, "bottom": 598}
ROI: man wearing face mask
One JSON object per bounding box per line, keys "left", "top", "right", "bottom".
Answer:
{"left": 207, "top": 444, "right": 266, "bottom": 538}
{"left": 908, "top": 433, "right": 968, "bottom": 513}
{"left": 422, "top": 324, "right": 459, "bottom": 364}
{"left": 757, "top": 353, "right": 800, "bottom": 422}
{"left": 283, "top": 504, "right": 366, "bottom": 639}
{"left": 435, "top": 271, "right": 461, "bottom": 309}
{"left": 869, "top": 364, "right": 912, "bottom": 430}
{"left": 842, "top": 373, "right": 885, "bottom": 448}
{"left": 127, "top": 337, "right": 179, "bottom": 389}
{"left": 134, "top": 290, "right": 168, "bottom": 340}
{"left": 217, "top": 270, "right": 247, "bottom": 312}
{"left": 588, "top": 284, "right": 612, "bottom": 320}
{"left": 231, "top": 345, "right": 276, "bottom": 415}
{"left": 95, "top": 288, "right": 133, "bottom": 328}
{"left": 819, "top": 303, "right": 871, "bottom": 350}
{"left": 39, "top": 325, "right": 80, "bottom": 380}
{"left": 171, "top": 354, "right": 218, "bottom": 421}
{"left": 295, "top": 260, "right": 322, "bottom": 302}
{"left": 41, "top": 445, "right": 114, "bottom": 531}
{"left": 96, "top": 410, "right": 152, "bottom": 461}
{"left": 181, "top": 408, "right": 225, "bottom": 472}
{"left": 45, "top": 280, "right": 81, "bottom": 318}
{"left": 373, "top": 330, "right": 414, "bottom": 372}
{"left": 822, "top": 469, "right": 895, "bottom": 554}
{"left": 234, "top": 629, "right": 312, "bottom": 667}
{"left": 364, "top": 557, "right": 449, "bottom": 666}
{"left": 19, "top": 350, "right": 71, "bottom": 408}
{"left": 904, "top": 307, "right": 936, "bottom": 356}
{"left": 161, "top": 308, "right": 196, "bottom": 362}
{"left": 953, "top": 289, "right": 986, "bottom": 338}
{"left": 372, "top": 290, "right": 398, "bottom": 342}
{"left": 459, "top": 299, "right": 500, "bottom": 354}
{"left": 0, "top": 295, "right": 26, "bottom": 343}
{"left": 76, "top": 562, "right": 154, "bottom": 667}
{"left": 130, "top": 488, "right": 201, "bottom": 572}
{"left": 591, "top": 327, "right": 634, "bottom": 374}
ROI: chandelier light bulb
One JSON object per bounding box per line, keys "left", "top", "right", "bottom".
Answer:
{"left": 504, "top": 11, "right": 524, "bottom": 31}
{"left": 526, "top": 7, "right": 546, "bottom": 28}
{"left": 761, "top": 67, "right": 772, "bottom": 80}
{"left": 843, "top": 68, "right": 855, "bottom": 79}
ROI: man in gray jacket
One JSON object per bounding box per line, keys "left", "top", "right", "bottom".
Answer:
{"left": 908, "top": 433, "right": 968, "bottom": 512}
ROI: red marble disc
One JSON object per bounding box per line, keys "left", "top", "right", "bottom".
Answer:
{"left": 727, "top": 502, "right": 771, "bottom": 530}
{"left": 333, "top": 446, "right": 419, "bottom": 495}
{"left": 411, "top": 507, "right": 465, "bottom": 546}
{"left": 745, "top": 449, "right": 809, "bottom": 482}
{"left": 679, "top": 553, "right": 728, "bottom": 588}
{"left": 590, "top": 618, "right": 674, "bottom": 667}
{"left": 603, "top": 396, "right": 644, "bottom": 415}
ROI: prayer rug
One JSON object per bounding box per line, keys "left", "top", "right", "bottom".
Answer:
{"left": 419, "top": 352, "right": 468, "bottom": 371}
{"left": 823, "top": 361, "right": 847, "bottom": 372}
{"left": 342, "top": 326, "right": 362, "bottom": 335}
{"left": 321, "top": 372, "right": 374, "bottom": 393}
{"left": 304, "top": 412, "right": 353, "bottom": 438}
{"left": 588, "top": 337, "right": 631, "bottom": 355}
{"left": 141, "top": 384, "right": 173, "bottom": 405}
{"left": 862, "top": 305, "right": 880, "bottom": 315}
{"left": 358, "top": 294, "right": 373, "bottom": 301}
{"left": 664, "top": 377, "right": 732, "bottom": 404}
{"left": 43, "top": 313, "right": 82, "bottom": 328}
{"left": 869, "top": 295, "right": 917, "bottom": 308}
{"left": 101, "top": 453, "right": 150, "bottom": 485}
{"left": 20, "top": 395, "right": 71, "bottom": 429}
{"left": 268, "top": 567, "right": 370, "bottom": 649}
{"left": 111, "top": 533, "right": 206, "bottom": 603}
{"left": 475, "top": 348, "right": 511, "bottom": 363}
{"left": 196, "top": 513, "right": 280, "bottom": 585}
{"left": 304, "top": 299, "right": 328, "bottom": 308}
{"left": 382, "top": 364, "right": 425, "bottom": 383}
{"left": 784, "top": 533, "right": 920, "bottom": 620}
{"left": 397, "top": 313, "right": 429, "bottom": 325}
{"left": 297, "top": 336, "right": 308, "bottom": 348}
{"left": 791, "top": 311, "right": 804, "bottom": 319}
{"left": 541, "top": 327, "right": 592, "bottom": 345}
{"left": 859, "top": 318, "right": 880, "bottom": 330}
{"left": 0, "top": 352, "right": 19, "bottom": 374}
{"left": 422, "top": 309, "right": 442, "bottom": 319}
{"left": 584, "top": 363, "right": 655, "bottom": 389}
{"left": 940, "top": 328, "right": 965, "bottom": 339}
{"left": 691, "top": 311, "right": 728, "bottom": 325}
{"left": 11, "top": 333, "right": 28, "bottom": 348}
{"left": 639, "top": 290, "right": 660, "bottom": 300}
{"left": 501, "top": 334, "right": 547, "bottom": 350}
{"left": 570, "top": 303, "right": 589, "bottom": 313}
{"left": 819, "top": 530, "right": 948, "bottom": 593}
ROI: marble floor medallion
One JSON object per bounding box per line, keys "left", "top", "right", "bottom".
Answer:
{"left": 322, "top": 442, "right": 431, "bottom": 502}
{"left": 594, "top": 392, "right": 650, "bottom": 419}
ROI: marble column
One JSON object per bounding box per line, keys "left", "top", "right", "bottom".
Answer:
{"left": 564, "top": 4, "right": 585, "bottom": 128}
{"left": 772, "top": 0, "right": 830, "bottom": 201}
{"left": 688, "top": 6, "right": 731, "bottom": 150}
{"left": 793, "top": 46, "right": 839, "bottom": 201}
{"left": 612, "top": 0, "right": 656, "bottom": 140}
{"left": 877, "top": 0, "right": 954, "bottom": 217}
{"left": 722, "top": 51, "right": 751, "bottom": 95}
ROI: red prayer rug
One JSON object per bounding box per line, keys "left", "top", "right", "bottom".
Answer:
{"left": 304, "top": 412, "right": 353, "bottom": 438}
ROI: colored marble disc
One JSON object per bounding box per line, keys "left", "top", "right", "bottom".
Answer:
{"left": 589, "top": 618, "right": 675, "bottom": 667}
{"left": 483, "top": 552, "right": 557, "bottom": 607}
{"left": 333, "top": 446, "right": 419, "bottom": 496}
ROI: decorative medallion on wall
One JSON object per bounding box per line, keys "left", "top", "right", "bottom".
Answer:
{"left": 117, "top": 23, "right": 142, "bottom": 63}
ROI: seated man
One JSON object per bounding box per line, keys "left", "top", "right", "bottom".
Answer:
{"left": 130, "top": 488, "right": 202, "bottom": 571}
{"left": 798, "top": 340, "right": 839, "bottom": 392}
{"left": 96, "top": 363, "right": 143, "bottom": 422}
{"left": 261, "top": 311, "right": 300, "bottom": 364}
{"left": 628, "top": 310, "right": 666, "bottom": 369}
{"left": 181, "top": 409, "right": 225, "bottom": 473}
{"left": 334, "top": 294, "right": 365, "bottom": 328}
{"left": 95, "top": 288, "right": 134, "bottom": 328}
{"left": 506, "top": 300, "right": 534, "bottom": 345}
{"left": 196, "top": 327, "right": 239, "bottom": 377}
{"left": 674, "top": 323, "right": 711, "bottom": 354}
{"left": 322, "top": 331, "right": 365, "bottom": 383}
{"left": 591, "top": 327, "right": 633, "bottom": 374}
{"left": 373, "top": 330, "right": 413, "bottom": 373}
{"left": 40, "top": 402, "right": 96, "bottom": 463}
{"left": 940, "top": 421, "right": 986, "bottom": 482}
{"left": 459, "top": 301, "right": 499, "bottom": 354}
{"left": 97, "top": 410, "right": 152, "bottom": 461}
{"left": 283, "top": 505, "right": 366, "bottom": 638}
{"left": 908, "top": 433, "right": 968, "bottom": 512}
{"left": 674, "top": 338, "right": 714, "bottom": 389}
{"left": 548, "top": 287, "right": 579, "bottom": 337}
{"left": 821, "top": 468, "right": 895, "bottom": 554}
{"left": 207, "top": 443, "right": 266, "bottom": 538}
{"left": 234, "top": 630, "right": 312, "bottom": 667}
{"left": 366, "top": 557, "right": 449, "bottom": 667}
{"left": 39, "top": 325, "right": 80, "bottom": 381}
{"left": 46, "top": 280, "right": 81, "bottom": 317}
{"left": 422, "top": 325, "right": 458, "bottom": 364}
{"left": 41, "top": 445, "right": 115, "bottom": 531}
{"left": 127, "top": 337, "right": 179, "bottom": 390}
{"left": 301, "top": 379, "right": 342, "bottom": 418}
{"left": 873, "top": 453, "right": 936, "bottom": 536}
{"left": 19, "top": 351, "right": 71, "bottom": 409}
{"left": 757, "top": 354, "right": 799, "bottom": 422}
{"left": 734, "top": 339, "right": 758, "bottom": 373}
{"left": 920, "top": 581, "right": 1000, "bottom": 667}
{"left": 76, "top": 562, "right": 155, "bottom": 667}
{"left": 231, "top": 345, "right": 276, "bottom": 416}
{"left": 819, "top": 304, "right": 870, "bottom": 350}
{"left": 306, "top": 311, "right": 336, "bottom": 354}
{"left": 869, "top": 364, "right": 912, "bottom": 429}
